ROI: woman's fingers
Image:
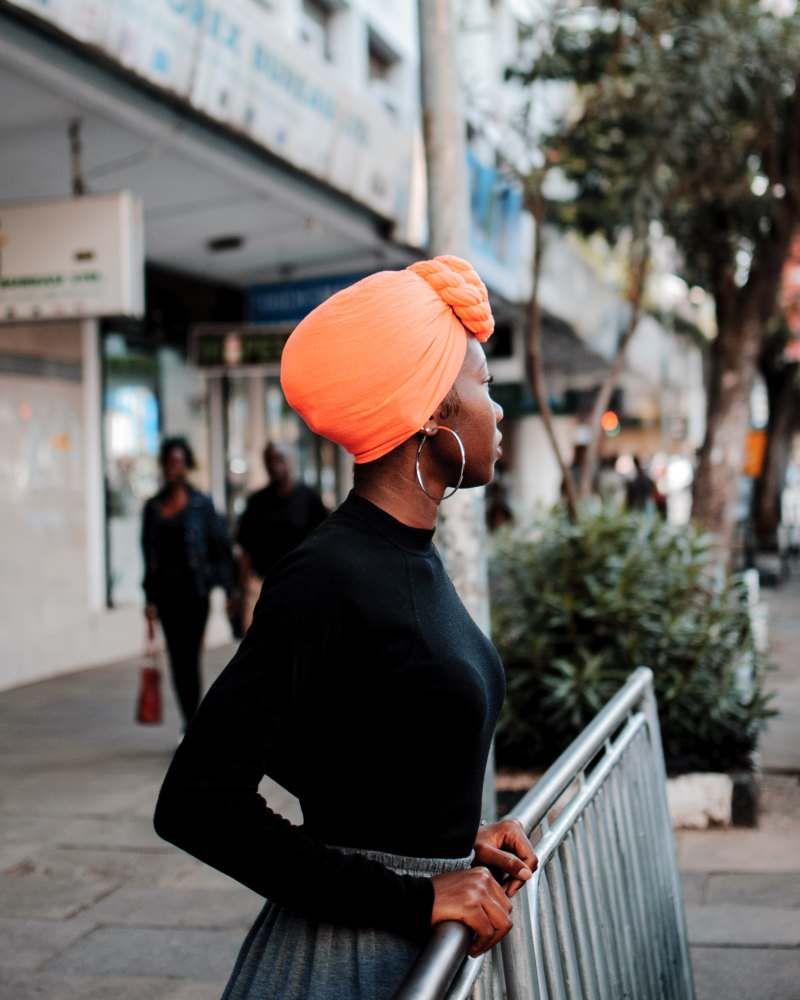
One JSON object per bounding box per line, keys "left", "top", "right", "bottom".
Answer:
{"left": 473, "top": 819, "right": 538, "bottom": 896}
{"left": 431, "top": 868, "right": 514, "bottom": 957}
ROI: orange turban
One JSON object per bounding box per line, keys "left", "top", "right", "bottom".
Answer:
{"left": 280, "top": 255, "right": 494, "bottom": 464}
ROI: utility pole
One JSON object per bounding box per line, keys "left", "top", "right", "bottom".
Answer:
{"left": 418, "top": 0, "right": 469, "bottom": 258}
{"left": 418, "top": 0, "right": 496, "bottom": 819}
{"left": 418, "top": 0, "right": 489, "bottom": 633}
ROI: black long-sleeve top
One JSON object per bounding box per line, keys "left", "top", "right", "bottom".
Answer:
{"left": 154, "top": 491, "right": 505, "bottom": 941}
{"left": 142, "top": 485, "right": 236, "bottom": 602}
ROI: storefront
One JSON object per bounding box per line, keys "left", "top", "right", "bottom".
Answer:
{"left": 190, "top": 320, "right": 348, "bottom": 526}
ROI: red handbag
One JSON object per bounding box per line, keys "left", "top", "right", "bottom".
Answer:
{"left": 136, "top": 635, "right": 163, "bottom": 725}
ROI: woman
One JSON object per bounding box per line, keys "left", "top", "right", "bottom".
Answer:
{"left": 142, "top": 437, "right": 236, "bottom": 727}
{"left": 154, "top": 257, "right": 537, "bottom": 999}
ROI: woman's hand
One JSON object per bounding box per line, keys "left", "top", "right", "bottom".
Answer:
{"left": 430, "top": 867, "right": 514, "bottom": 957}
{"left": 473, "top": 818, "right": 538, "bottom": 899}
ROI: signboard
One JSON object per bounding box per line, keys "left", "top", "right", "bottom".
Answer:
{"left": 249, "top": 272, "right": 370, "bottom": 324}
{"left": 742, "top": 429, "right": 767, "bottom": 478}
{"left": 192, "top": 325, "right": 290, "bottom": 369}
{"left": 0, "top": 192, "right": 144, "bottom": 321}
{"left": 8, "top": 0, "right": 415, "bottom": 228}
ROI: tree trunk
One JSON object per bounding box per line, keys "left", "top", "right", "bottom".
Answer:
{"left": 691, "top": 295, "right": 765, "bottom": 563}
{"left": 579, "top": 238, "right": 649, "bottom": 499}
{"left": 418, "top": 0, "right": 488, "bottom": 624}
{"left": 523, "top": 202, "right": 578, "bottom": 520}
{"left": 692, "top": 195, "right": 799, "bottom": 565}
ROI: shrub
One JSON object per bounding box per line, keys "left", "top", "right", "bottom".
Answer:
{"left": 489, "top": 504, "right": 774, "bottom": 775}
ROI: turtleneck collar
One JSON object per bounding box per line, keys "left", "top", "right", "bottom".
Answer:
{"left": 339, "top": 491, "right": 436, "bottom": 554}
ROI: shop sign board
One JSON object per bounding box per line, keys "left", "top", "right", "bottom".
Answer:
{"left": 0, "top": 192, "right": 144, "bottom": 321}
{"left": 7, "top": 0, "right": 415, "bottom": 230}
{"left": 249, "top": 272, "right": 370, "bottom": 323}
{"left": 192, "top": 324, "right": 290, "bottom": 370}
{"left": 742, "top": 429, "right": 767, "bottom": 478}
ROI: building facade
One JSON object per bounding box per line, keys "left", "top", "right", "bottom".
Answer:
{"left": 0, "top": 0, "right": 433, "bottom": 688}
{"left": 0, "top": 0, "right": 703, "bottom": 690}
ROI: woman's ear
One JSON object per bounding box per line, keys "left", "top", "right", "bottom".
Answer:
{"left": 421, "top": 416, "right": 439, "bottom": 436}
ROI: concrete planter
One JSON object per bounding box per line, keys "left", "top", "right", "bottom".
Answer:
{"left": 667, "top": 768, "right": 760, "bottom": 828}
{"left": 497, "top": 766, "right": 760, "bottom": 830}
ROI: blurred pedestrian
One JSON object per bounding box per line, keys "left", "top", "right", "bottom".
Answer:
{"left": 141, "top": 437, "right": 236, "bottom": 728}
{"left": 626, "top": 455, "right": 666, "bottom": 514}
{"left": 154, "top": 256, "right": 537, "bottom": 999}
{"left": 597, "top": 455, "right": 626, "bottom": 506}
{"left": 235, "top": 442, "right": 328, "bottom": 634}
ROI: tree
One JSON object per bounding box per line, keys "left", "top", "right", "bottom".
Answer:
{"left": 512, "top": 0, "right": 800, "bottom": 562}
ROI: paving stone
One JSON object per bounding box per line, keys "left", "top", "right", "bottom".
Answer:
{"left": 0, "top": 917, "right": 95, "bottom": 970}
{"left": 679, "top": 871, "right": 707, "bottom": 906}
{"left": 2, "top": 777, "right": 159, "bottom": 818}
{"left": 167, "top": 862, "right": 243, "bottom": 892}
{"left": 0, "top": 969, "right": 223, "bottom": 1000}
{"left": 82, "top": 885, "right": 261, "bottom": 929}
{"left": 0, "top": 872, "right": 117, "bottom": 920}
{"left": 706, "top": 872, "right": 800, "bottom": 908}
{"left": 0, "top": 812, "right": 65, "bottom": 842}
{"left": 685, "top": 904, "right": 800, "bottom": 947}
{"left": 54, "top": 816, "right": 164, "bottom": 851}
{"left": 41, "top": 925, "right": 243, "bottom": 982}
{"left": 257, "top": 777, "right": 303, "bottom": 825}
{"left": 0, "top": 842, "right": 43, "bottom": 875}
{"left": 691, "top": 945, "right": 800, "bottom": 1000}
{"left": 17, "top": 846, "right": 197, "bottom": 887}
{"left": 675, "top": 825, "right": 800, "bottom": 873}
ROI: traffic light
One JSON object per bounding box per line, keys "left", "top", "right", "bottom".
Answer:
{"left": 601, "top": 410, "right": 620, "bottom": 437}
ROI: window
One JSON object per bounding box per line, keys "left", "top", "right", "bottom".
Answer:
{"left": 367, "top": 29, "right": 400, "bottom": 116}
{"left": 300, "top": 0, "right": 334, "bottom": 60}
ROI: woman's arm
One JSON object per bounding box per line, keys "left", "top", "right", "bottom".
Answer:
{"left": 202, "top": 498, "right": 236, "bottom": 597}
{"left": 140, "top": 499, "right": 159, "bottom": 619}
{"left": 153, "top": 554, "right": 435, "bottom": 940}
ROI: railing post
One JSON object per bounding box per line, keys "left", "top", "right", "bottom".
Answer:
{"left": 392, "top": 668, "right": 696, "bottom": 1000}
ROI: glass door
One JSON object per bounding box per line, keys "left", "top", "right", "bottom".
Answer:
{"left": 102, "top": 332, "right": 160, "bottom": 607}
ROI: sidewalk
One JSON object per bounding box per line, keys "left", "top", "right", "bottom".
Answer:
{"left": 1, "top": 572, "right": 799, "bottom": 1000}
{"left": 674, "top": 563, "right": 800, "bottom": 1000}
{"left": 0, "top": 642, "right": 299, "bottom": 1000}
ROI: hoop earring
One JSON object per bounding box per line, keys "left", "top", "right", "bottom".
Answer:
{"left": 416, "top": 426, "right": 466, "bottom": 501}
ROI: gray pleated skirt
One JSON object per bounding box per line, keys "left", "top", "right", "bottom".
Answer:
{"left": 220, "top": 847, "right": 473, "bottom": 1000}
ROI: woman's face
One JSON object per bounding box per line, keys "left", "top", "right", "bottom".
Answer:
{"left": 162, "top": 447, "right": 189, "bottom": 487}
{"left": 433, "top": 337, "right": 503, "bottom": 489}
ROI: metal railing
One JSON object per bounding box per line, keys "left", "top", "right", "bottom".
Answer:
{"left": 393, "top": 667, "right": 695, "bottom": 1000}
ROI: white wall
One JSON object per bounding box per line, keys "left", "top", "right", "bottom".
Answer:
{"left": 510, "top": 413, "right": 576, "bottom": 518}
{"left": 0, "top": 321, "right": 124, "bottom": 690}
{"left": 0, "top": 322, "right": 232, "bottom": 692}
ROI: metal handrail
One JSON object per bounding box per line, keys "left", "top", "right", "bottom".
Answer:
{"left": 393, "top": 667, "right": 695, "bottom": 1000}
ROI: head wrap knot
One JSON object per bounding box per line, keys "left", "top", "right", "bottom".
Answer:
{"left": 407, "top": 255, "right": 494, "bottom": 342}
{"left": 280, "top": 255, "right": 494, "bottom": 464}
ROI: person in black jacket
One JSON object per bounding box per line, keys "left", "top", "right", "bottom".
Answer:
{"left": 154, "top": 258, "right": 537, "bottom": 999}
{"left": 142, "top": 437, "right": 235, "bottom": 727}
{"left": 235, "top": 442, "right": 328, "bottom": 634}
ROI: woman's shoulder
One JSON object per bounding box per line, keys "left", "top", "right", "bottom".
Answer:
{"left": 267, "top": 503, "right": 402, "bottom": 592}
{"left": 185, "top": 486, "right": 216, "bottom": 511}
